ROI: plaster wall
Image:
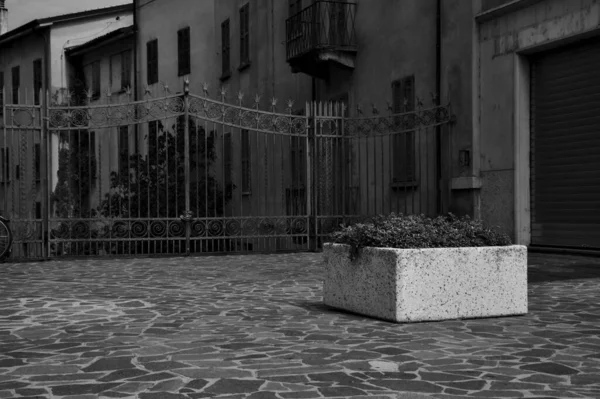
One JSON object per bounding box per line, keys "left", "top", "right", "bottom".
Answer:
{"left": 50, "top": 12, "right": 133, "bottom": 95}
{"left": 69, "top": 36, "right": 135, "bottom": 211}
{"left": 136, "top": 0, "right": 216, "bottom": 96}
{"left": 476, "top": 0, "right": 600, "bottom": 241}
{"left": 0, "top": 33, "right": 45, "bottom": 104}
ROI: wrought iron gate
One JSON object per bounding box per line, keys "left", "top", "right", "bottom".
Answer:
{"left": 1, "top": 84, "right": 453, "bottom": 260}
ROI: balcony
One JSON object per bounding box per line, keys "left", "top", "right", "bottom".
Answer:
{"left": 286, "top": 1, "right": 357, "bottom": 79}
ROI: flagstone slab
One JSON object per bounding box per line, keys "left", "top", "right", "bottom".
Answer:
{"left": 0, "top": 253, "right": 599, "bottom": 398}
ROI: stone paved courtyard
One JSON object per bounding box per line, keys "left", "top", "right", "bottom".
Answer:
{"left": 0, "top": 252, "right": 599, "bottom": 399}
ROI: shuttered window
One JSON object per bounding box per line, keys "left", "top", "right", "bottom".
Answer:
{"left": 221, "top": 19, "right": 231, "bottom": 78}
{"left": 119, "top": 125, "right": 129, "bottom": 171}
{"left": 239, "top": 3, "right": 250, "bottom": 67}
{"left": 11, "top": 66, "right": 19, "bottom": 104}
{"left": 147, "top": 39, "right": 159, "bottom": 85}
{"left": 178, "top": 27, "right": 191, "bottom": 76}
{"left": 224, "top": 133, "right": 232, "bottom": 188}
{"left": 33, "top": 59, "right": 42, "bottom": 105}
{"left": 91, "top": 61, "right": 100, "bottom": 100}
{"left": 289, "top": 0, "right": 302, "bottom": 16}
{"left": 0, "top": 71, "right": 4, "bottom": 115}
{"left": 530, "top": 38, "right": 600, "bottom": 249}
{"left": 241, "top": 129, "right": 251, "bottom": 194}
{"left": 392, "top": 75, "right": 416, "bottom": 183}
{"left": 121, "top": 50, "right": 132, "bottom": 90}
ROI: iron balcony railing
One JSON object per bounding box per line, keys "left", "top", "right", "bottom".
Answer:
{"left": 286, "top": 0, "right": 357, "bottom": 62}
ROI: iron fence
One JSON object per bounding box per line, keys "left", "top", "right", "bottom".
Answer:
{"left": 0, "top": 84, "right": 453, "bottom": 260}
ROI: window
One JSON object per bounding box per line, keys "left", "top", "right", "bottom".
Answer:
{"left": 33, "top": 59, "right": 42, "bottom": 105}
{"left": 221, "top": 19, "right": 231, "bottom": 79}
{"left": 392, "top": 75, "right": 416, "bottom": 184}
{"left": 119, "top": 125, "right": 129, "bottom": 171}
{"left": 223, "top": 133, "right": 232, "bottom": 189}
{"left": 239, "top": 3, "right": 250, "bottom": 68}
{"left": 0, "top": 148, "right": 9, "bottom": 182}
{"left": 289, "top": 0, "right": 302, "bottom": 16}
{"left": 11, "top": 66, "right": 20, "bottom": 104}
{"left": 121, "top": 50, "right": 132, "bottom": 90}
{"left": 91, "top": 61, "right": 100, "bottom": 99}
{"left": 147, "top": 39, "right": 159, "bottom": 85}
{"left": 177, "top": 27, "right": 191, "bottom": 76}
{"left": 0, "top": 71, "right": 4, "bottom": 115}
{"left": 241, "top": 129, "right": 251, "bottom": 194}
{"left": 35, "top": 143, "right": 41, "bottom": 181}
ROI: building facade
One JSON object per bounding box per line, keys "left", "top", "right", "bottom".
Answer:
{"left": 474, "top": 0, "right": 600, "bottom": 250}
{"left": 0, "top": 4, "right": 133, "bottom": 257}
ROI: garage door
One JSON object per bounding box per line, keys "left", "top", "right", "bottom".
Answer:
{"left": 530, "top": 37, "right": 600, "bottom": 249}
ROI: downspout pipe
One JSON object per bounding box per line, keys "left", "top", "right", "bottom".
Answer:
{"left": 435, "top": 0, "right": 442, "bottom": 214}
{"left": 133, "top": 0, "right": 139, "bottom": 102}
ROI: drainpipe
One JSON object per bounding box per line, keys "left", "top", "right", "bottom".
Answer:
{"left": 435, "top": 0, "right": 442, "bottom": 214}
{"left": 133, "top": 0, "right": 139, "bottom": 102}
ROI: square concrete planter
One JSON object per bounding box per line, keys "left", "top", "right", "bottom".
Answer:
{"left": 323, "top": 243, "right": 527, "bottom": 323}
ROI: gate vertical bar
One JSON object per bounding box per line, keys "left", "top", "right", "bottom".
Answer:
{"left": 183, "top": 79, "right": 191, "bottom": 256}
{"left": 42, "top": 90, "right": 49, "bottom": 259}
{"left": 305, "top": 102, "right": 315, "bottom": 251}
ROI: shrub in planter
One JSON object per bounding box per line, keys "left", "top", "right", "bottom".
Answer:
{"left": 323, "top": 213, "right": 527, "bottom": 323}
{"left": 329, "top": 213, "right": 512, "bottom": 259}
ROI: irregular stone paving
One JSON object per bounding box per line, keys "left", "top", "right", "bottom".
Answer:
{"left": 0, "top": 252, "right": 599, "bottom": 399}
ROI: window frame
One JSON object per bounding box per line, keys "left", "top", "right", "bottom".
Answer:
{"left": 33, "top": 59, "right": 43, "bottom": 105}
{"left": 177, "top": 27, "right": 191, "bottom": 77}
{"left": 241, "top": 129, "right": 251, "bottom": 195}
{"left": 146, "top": 39, "right": 159, "bottom": 85}
{"left": 91, "top": 61, "right": 101, "bottom": 100}
{"left": 238, "top": 3, "right": 251, "bottom": 70}
{"left": 220, "top": 18, "right": 231, "bottom": 80}
{"left": 391, "top": 75, "right": 417, "bottom": 185}
{"left": 0, "top": 71, "right": 4, "bottom": 115}
{"left": 121, "top": 50, "right": 132, "bottom": 91}
{"left": 119, "top": 125, "right": 130, "bottom": 172}
{"left": 11, "top": 65, "right": 20, "bottom": 104}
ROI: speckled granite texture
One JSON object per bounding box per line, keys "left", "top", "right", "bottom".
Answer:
{"left": 323, "top": 243, "right": 528, "bottom": 323}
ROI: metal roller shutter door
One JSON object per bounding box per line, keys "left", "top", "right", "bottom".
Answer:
{"left": 530, "top": 38, "right": 600, "bottom": 249}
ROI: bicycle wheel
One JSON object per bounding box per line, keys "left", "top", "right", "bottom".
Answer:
{"left": 0, "top": 220, "right": 13, "bottom": 261}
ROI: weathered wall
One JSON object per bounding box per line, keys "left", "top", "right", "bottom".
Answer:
{"left": 136, "top": 0, "right": 215, "bottom": 96}
{"left": 70, "top": 35, "right": 135, "bottom": 210}
{"left": 50, "top": 12, "right": 133, "bottom": 94}
{"left": 476, "top": 0, "right": 600, "bottom": 240}
{"left": 0, "top": 33, "right": 45, "bottom": 103}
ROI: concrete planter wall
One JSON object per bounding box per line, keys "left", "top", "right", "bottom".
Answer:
{"left": 323, "top": 243, "right": 527, "bottom": 323}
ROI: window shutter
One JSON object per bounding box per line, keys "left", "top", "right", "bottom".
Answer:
{"left": 392, "top": 80, "right": 402, "bottom": 113}
{"left": 12, "top": 66, "right": 20, "bottom": 104}
{"left": 240, "top": 3, "right": 250, "bottom": 64}
{"left": 403, "top": 75, "right": 415, "bottom": 112}
{"left": 119, "top": 125, "right": 129, "bottom": 171}
{"left": 147, "top": 39, "right": 158, "bottom": 85}
{"left": 241, "top": 129, "right": 251, "bottom": 193}
{"left": 121, "top": 50, "right": 131, "bottom": 89}
{"left": 403, "top": 76, "right": 416, "bottom": 181}
{"left": 0, "top": 71, "right": 4, "bottom": 114}
{"left": 178, "top": 27, "right": 191, "bottom": 76}
{"left": 92, "top": 62, "right": 100, "bottom": 99}
{"left": 221, "top": 19, "right": 230, "bottom": 75}
{"left": 33, "top": 59, "right": 42, "bottom": 105}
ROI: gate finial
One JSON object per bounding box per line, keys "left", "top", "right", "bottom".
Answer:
{"left": 184, "top": 78, "right": 190, "bottom": 95}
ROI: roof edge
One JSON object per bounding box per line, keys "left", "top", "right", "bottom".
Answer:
{"left": 0, "top": 3, "right": 133, "bottom": 45}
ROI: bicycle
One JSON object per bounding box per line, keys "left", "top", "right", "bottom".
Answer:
{"left": 0, "top": 216, "right": 13, "bottom": 262}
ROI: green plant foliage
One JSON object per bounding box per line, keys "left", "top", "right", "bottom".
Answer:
{"left": 329, "top": 213, "right": 512, "bottom": 260}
